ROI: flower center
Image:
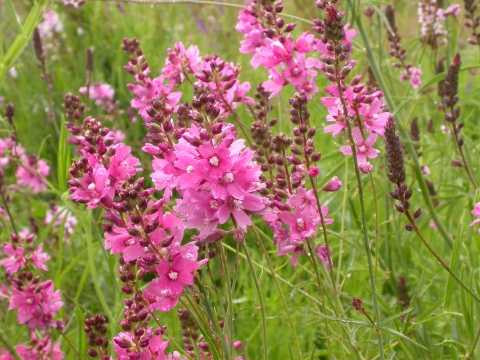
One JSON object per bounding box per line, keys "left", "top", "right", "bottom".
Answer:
{"left": 210, "top": 200, "right": 219, "bottom": 209}
{"left": 233, "top": 199, "right": 244, "bottom": 211}
{"left": 296, "top": 218, "right": 305, "bottom": 230}
{"left": 186, "top": 165, "right": 194, "bottom": 173}
{"left": 209, "top": 156, "right": 219, "bottom": 166}
{"left": 224, "top": 172, "right": 234, "bottom": 183}
{"left": 168, "top": 270, "right": 178, "bottom": 280}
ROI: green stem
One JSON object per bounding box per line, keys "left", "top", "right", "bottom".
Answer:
{"left": 349, "top": 1, "right": 454, "bottom": 248}
{"left": 465, "top": 325, "right": 480, "bottom": 359}
{"left": 333, "top": 49, "right": 384, "bottom": 360}
{"left": 241, "top": 241, "right": 268, "bottom": 360}
{"left": 216, "top": 241, "right": 234, "bottom": 359}
{"left": 251, "top": 225, "right": 302, "bottom": 357}
{"left": 58, "top": 330, "right": 82, "bottom": 359}
{"left": 1, "top": 193, "right": 18, "bottom": 235}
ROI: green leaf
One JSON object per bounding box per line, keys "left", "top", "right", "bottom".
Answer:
{"left": 378, "top": 308, "right": 415, "bottom": 326}
{"left": 444, "top": 206, "right": 467, "bottom": 310}
{"left": 379, "top": 326, "right": 428, "bottom": 350}
{"left": 5, "top": 0, "right": 23, "bottom": 35}
{"left": 58, "top": 121, "right": 71, "bottom": 193}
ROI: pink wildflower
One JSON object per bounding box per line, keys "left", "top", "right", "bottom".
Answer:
{"left": 400, "top": 67, "right": 422, "bottom": 89}
{"left": 128, "top": 76, "right": 182, "bottom": 121}
{"left": 0, "top": 243, "right": 25, "bottom": 276}
{"left": 443, "top": 4, "right": 461, "bottom": 17}
{"left": 316, "top": 244, "right": 333, "bottom": 272}
{"left": 16, "top": 156, "right": 49, "bottom": 193}
{"left": 470, "top": 203, "right": 480, "bottom": 232}
{"left": 340, "top": 127, "right": 379, "bottom": 172}
{"left": 70, "top": 164, "right": 115, "bottom": 209}
{"left": 9, "top": 280, "right": 63, "bottom": 330}
{"left": 37, "top": 10, "right": 63, "bottom": 39}
{"left": 359, "top": 98, "right": 390, "bottom": 136}
{"left": 321, "top": 176, "right": 342, "bottom": 192}
{"left": 162, "top": 42, "right": 202, "bottom": 85}
{"left": 32, "top": 243, "right": 50, "bottom": 271}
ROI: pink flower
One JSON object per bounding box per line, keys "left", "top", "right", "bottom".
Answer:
{"left": 0, "top": 243, "right": 25, "bottom": 276}
{"left": 109, "top": 144, "right": 142, "bottom": 180}
{"left": 128, "top": 76, "right": 182, "bottom": 121}
{"left": 443, "top": 4, "right": 461, "bottom": 17}
{"left": 9, "top": 280, "right": 63, "bottom": 330}
{"left": 263, "top": 68, "right": 288, "bottom": 98}
{"left": 144, "top": 280, "right": 182, "bottom": 312}
{"left": 340, "top": 127, "right": 379, "bottom": 171}
{"left": 32, "top": 244, "right": 50, "bottom": 271}
{"left": 359, "top": 98, "right": 390, "bottom": 136}
{"left": 321, "top": 176, "right": 342, "bottom": 192}
{"left": 308, "top": 167, "right": 319, "bottom": 177}
{"left": 44, "top": 206, "right": 77, "bottom": 238}
{"left": 154, "top": 253, "right": 199, "bottom": 294}
{"left": 37, "top": 10, "right": 63, "bottom": 39}
{"left": 16, "top": 156, "right": 49, "bottom": 193}
{"left": 70, "top": 164, "right": 115, "bottom": 209}
{"left": 470, "top": 203, "right": 480, "bottom": 232}
{"left": 400, "top": 67, "right": 422, "bottom": 90}
{"left": 80, "top": 83, "right": 118, "bottom": 111}
{"left": 316, "top": 244, "right": 333, "bottom": 272}
{"left": 162, "top": 42, "right": 202, "bottom": 85}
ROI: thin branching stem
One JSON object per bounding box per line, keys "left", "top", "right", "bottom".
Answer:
{"left": 404, "top": 210, "right": 480, "bottom": 304}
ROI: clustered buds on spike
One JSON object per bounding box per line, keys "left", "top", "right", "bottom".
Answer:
{"left": 397, "top": 277, "right": 411, "bottom": 309}
{"left": 84, "top": 314, "right": 109, "bottom": 359}
{"left": 442, "top": 53, "right": 461, "bottom": 124}
{"left": 384, "top": 117, "right": 421, "bottom": 230}
{"left": 463, "top": 0, "right": 480, "bottom": 47}
{"left": 409, "top": 117, "right": 422, "bottom": 157}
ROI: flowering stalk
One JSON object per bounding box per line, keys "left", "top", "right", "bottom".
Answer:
{"left": 464, "top": 0, "right": 480, "bottom": 48}
{"left": 33, "top": 27, "right": 60, "bottom": 135}
{"left": 384, "top": 117, "right": 480, "bottom": 304}
{"left": 350, "top": 0, "right": 455, "bottom": 248}
{"left": 315, "top": 5, "right": 385, "bottom": 358}
{"left": 385, "top": 5, "right": 422, "bottom": 90}
{"left": 440, "top": 53, "right": 477, "bottom": 189}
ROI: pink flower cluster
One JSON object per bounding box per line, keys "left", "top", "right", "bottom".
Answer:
{"left": 113, "top": 327, "right": 186, "bottom": 360}
{"left": 399, "top": 67, "right": 423, "bottom": 90}
{"left": 66, "top": 115, "right": 141, "bottom": 209}
{"left": 65, "top": 99, "right": 210, "bottom": 316}
{"left": 151, "top": 123, "right": 268, "bottom": 241}
{"left": 265, "top": 184, "right": 334, "bottom": 266}
{"left": 0, "top": 137, "right": 50, "bottom": 193}
{"left": 125, "top": 39, "right": 253, "bottom": 123}
{"left": 418, "top": 1, "right": 461, "bottom": 46}
{"left": 313, "top": 6, "right": 392, "bottom": 173}
{"left": 80, "top": 83, "right": 119, "bottom": 112}
{"left": 1, "top": 230, "right": 63, "bottom": 331}
{"left": 37, "top": 10, "right": 63, "bottom": 39}
{"left": 0, "top": 333, "right": 63, "bottom": 360}
{"left": 321, "top": 82, "right": 388, "bottom": 172}
{"left": 236, "top": 1, "right": 355, "bottom": 99}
